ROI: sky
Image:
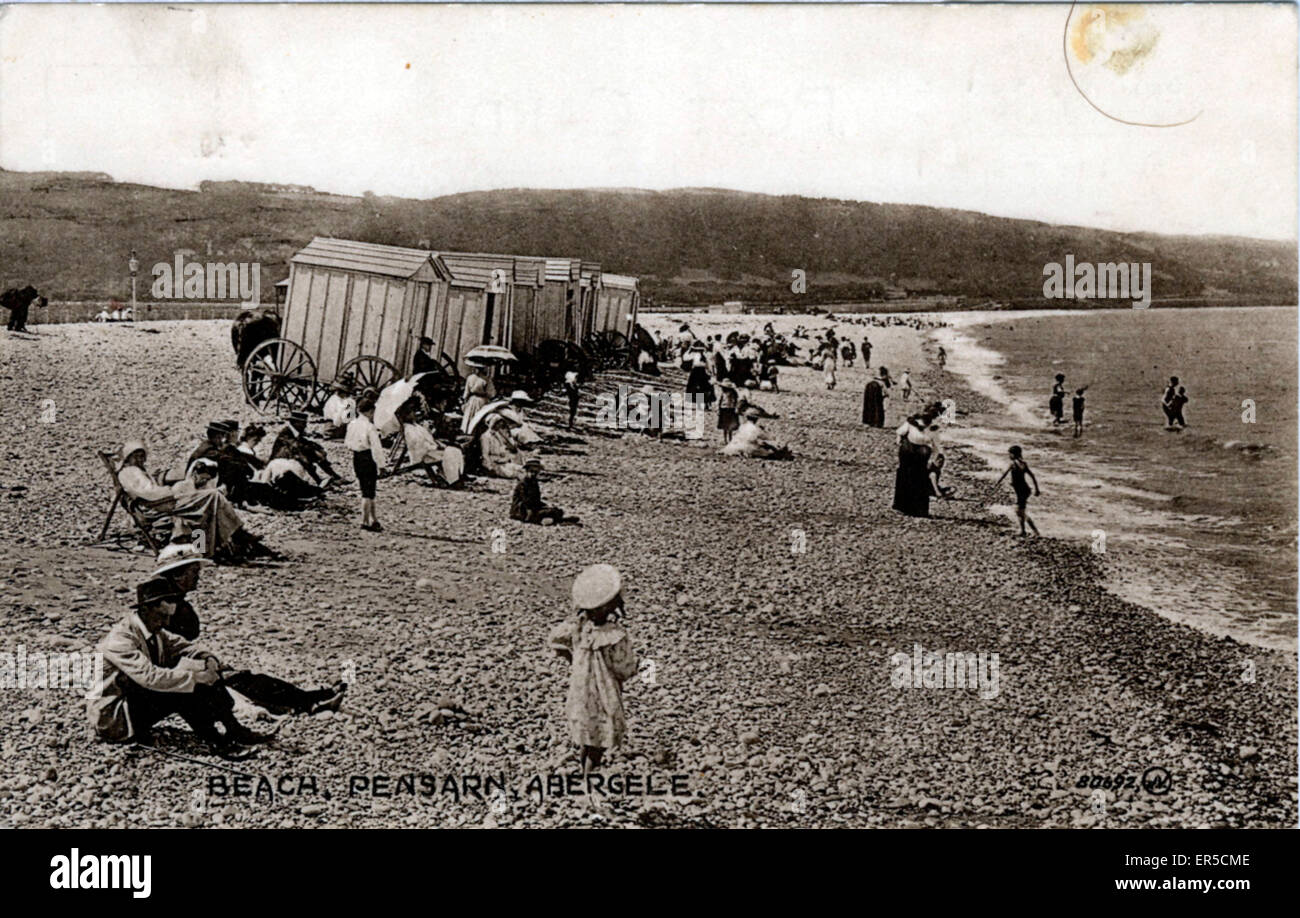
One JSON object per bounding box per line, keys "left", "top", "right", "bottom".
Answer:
{"left": 1, "top": 2, "right": 1295, "bottom": 240}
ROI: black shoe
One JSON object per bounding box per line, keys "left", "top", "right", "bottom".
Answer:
{"left": 211, "top": 741, "right": 258, "bottom": 761}
{"left": 226, "top": 724, "right": 279, "bottom": 745}
{"left": 309, "top": 684, "right": 348, "bottom": 715}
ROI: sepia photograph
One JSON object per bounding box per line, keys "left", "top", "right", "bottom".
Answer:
{"left": 0, "top": 0, "right": 1295, "bottom": 899}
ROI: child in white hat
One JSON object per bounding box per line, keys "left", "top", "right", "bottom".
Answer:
{"left": 548, "top": 564, "right": 637, "bottom": 773}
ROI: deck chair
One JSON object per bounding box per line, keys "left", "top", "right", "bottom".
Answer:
{"left": 386, "top": 428, "right": 410, "bottom": 476}
{"left": 96, "top": 450, "right": 167, "bottom": 551}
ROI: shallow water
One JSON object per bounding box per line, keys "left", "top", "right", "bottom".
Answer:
{"left": 935, "top": 306, "right": 1297, "bottom": 651}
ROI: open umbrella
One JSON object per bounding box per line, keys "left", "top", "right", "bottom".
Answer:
{"left": 374, "top": 377, "right": 416, "bottom": 436}
{"left": 466, "top": 399, "right": 511, "bottom": 437}
{"left": 465, "top": 345, "right": 517, "bottom": 363}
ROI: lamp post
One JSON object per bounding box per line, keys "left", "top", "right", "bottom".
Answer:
{"left": 128, "top": 250, "right": 139, "bottom": 315}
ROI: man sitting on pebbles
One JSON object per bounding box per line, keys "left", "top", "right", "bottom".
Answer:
{"left": 271, "top": 411, "right": 345, "bottom": 488}
{"left": 90, "top": 577, "right": 347, "bottom": 760}
{"left": 116, "top": 439, "right": 274, "bottom": 564}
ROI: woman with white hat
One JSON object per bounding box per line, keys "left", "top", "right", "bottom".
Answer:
{"left": 548, "top": 564, "right": 637, "bottom": 773}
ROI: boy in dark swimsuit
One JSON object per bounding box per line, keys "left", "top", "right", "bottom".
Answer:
{"left": 1169, "top": 386, "right": 1188, "bottom": 427}
{"left": 1072, "top": 387, "right": 1088, "bottom": 438}
{"left": 993, "top": 445, "right": 1040, "bottom": 537}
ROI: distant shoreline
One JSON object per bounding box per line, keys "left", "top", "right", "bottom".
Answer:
{"left": 647, "top": 296, "right": 1296, "bottom": 315}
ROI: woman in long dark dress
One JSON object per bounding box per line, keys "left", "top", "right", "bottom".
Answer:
{"left": 893, "top": 414, "right": 934, "bottom": 517}
{"left": 862, "top": 367, "right": 890, "bottom": 427}
{"left": 684, "top": 343, "right": 715, "bottom": 409}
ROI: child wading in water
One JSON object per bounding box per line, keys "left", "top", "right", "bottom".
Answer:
{"left": 1072, "top": 386, "right": 1088, "bottom": 438}
{"left": 548, "top": 564, "right": 637, "bottom": 774}
{"left": 992, "top": 445, "right": 1041, "bottom": 537}
{"left": 345, "top": 394, "right": 386, "bottom": 532}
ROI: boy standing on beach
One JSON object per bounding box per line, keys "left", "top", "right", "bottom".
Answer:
{"left": 346, "top": 395, "right": 386, "bottom": 532}
{"left": 563, "top": 369, "right": 581, "bottom": 429}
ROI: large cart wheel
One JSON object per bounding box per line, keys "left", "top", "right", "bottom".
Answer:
{"left": 439, "top": 352, "right": 464, "bottom": 389}
{"left": 242, "top": 338, "right": 318, "bottom": 416}
{"left": 338, "top": 355, "right": 398, "bottom": 397}
{"left": 597, "top": 330, "right": 631, "bottom": 368}
{"left": 537, "top": 339, "right": 592, "bottom": 385}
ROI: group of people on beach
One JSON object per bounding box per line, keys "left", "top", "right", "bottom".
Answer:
{"left": 96, "top": 318, "right": 624, "bottom": 763}
{"left": 94, "top": 307, "right": 1067, "bottom": 770}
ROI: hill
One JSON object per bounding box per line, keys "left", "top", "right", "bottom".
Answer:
{"left": 1, "top": 169, "right": 1293, "bottom": 306}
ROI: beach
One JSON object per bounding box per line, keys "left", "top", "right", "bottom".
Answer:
{"left": 0, "top": 317, "right": 1294, "bottom": 828}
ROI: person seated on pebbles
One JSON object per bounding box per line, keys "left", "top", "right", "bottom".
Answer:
{"left": 239, "top": 424, "right": 326, "bottom": 509}
{"left": 501, "top": 390, "right": 544, "bottom": 446}
{"left": 89, "top": 578, "right": 347, "bottom": 760}
{"left": 478, "top": 412, "right": 527, "bottom": 479}
{"left": 271, "top": 411, "right": 346, "bottom": 488}
{"left": 117, "top": 440, "right": 274, "bottom": 563}
{"left": 719, "top": 407, "right": 793, "bottom": 460}
{"left": 510, "top": 457, "right": 576, "bottom": 525}
{"left": 396, "top": 400, "right": 465, "bottom": 488}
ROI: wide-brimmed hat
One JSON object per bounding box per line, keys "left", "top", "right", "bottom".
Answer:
{"left": 719, "top": 380, "right": 737, "bottom": 390}
{"left": 152, "top": 542, "right": 211, "bottom": 579}
{"left": 135, "top": 578, "right": 183, "bottom": 609}
{"left": 744, "top": 407, "right": 761, "bottom": 419}
{"left": 523, "top": 457, "right": 543, "bottom": 469}
{"left": 572, "top": 564, "right": 622, "bottom": 610}
{"left": 508, "top": 390, "right": 534, "bottom": 404}
{"left": 120, "top": 439, "right": 146, "bottom": 463}
{"left": 288, "top": 411, "right": 310, "bottom": 427}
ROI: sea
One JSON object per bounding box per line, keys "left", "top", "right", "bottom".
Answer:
{"left": 929, "top": 306, "right": 1297, "bottom": 652}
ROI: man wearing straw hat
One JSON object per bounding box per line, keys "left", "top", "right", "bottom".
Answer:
{"left": 152, "top": 542, "right": 211, "bottom": 640}
{"left": 90, "top": 578, "right": 346, "bottom": 757}
{"left": 89, "top": 577, "right": 263, "bottom": 757}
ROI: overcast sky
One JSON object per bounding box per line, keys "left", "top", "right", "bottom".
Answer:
{"left": 1, "top": 2, "right": 1295, "bottom": 239}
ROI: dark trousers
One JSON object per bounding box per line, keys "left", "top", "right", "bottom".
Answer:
{"left": 566, "top": 388, "right": 580, "bottom": 425}
{"left": 125, "top": 680, "right": 235, "bottom": 741}
{"left": 221, "top": 671, "right": 335, "bottom": 715}
{"left": 517, "top": 506, "right": 564, "bottom": 524}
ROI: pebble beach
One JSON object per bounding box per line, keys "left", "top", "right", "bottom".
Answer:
{"left": 0, "top": 317, "right": 1294, "bottom": 828}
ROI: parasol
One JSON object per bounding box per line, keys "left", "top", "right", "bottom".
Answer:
{"left": 465, "top": 345, "right": 517, "bottom": 363}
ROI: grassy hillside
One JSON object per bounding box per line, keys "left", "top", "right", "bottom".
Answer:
{"left": 1, "top": 169, "right": 1294, "bottom": 306}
